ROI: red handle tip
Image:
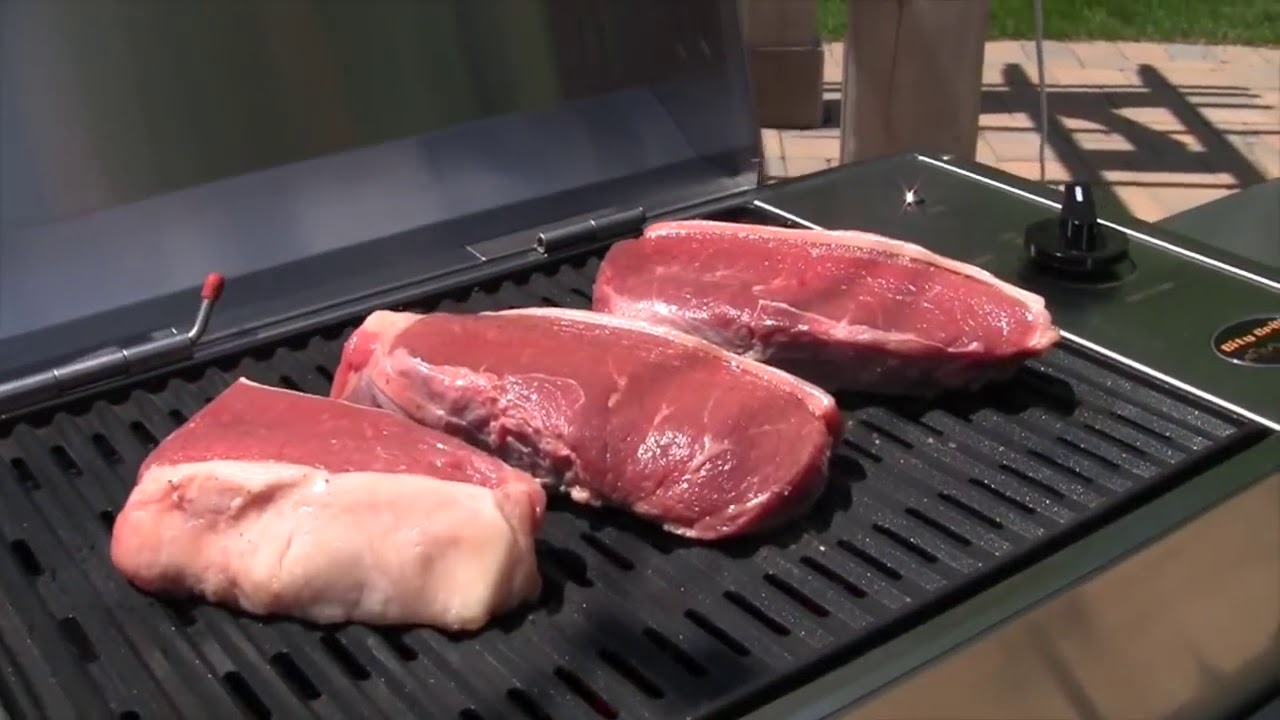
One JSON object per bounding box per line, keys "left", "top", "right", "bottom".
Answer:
{"left": 201, "top": 272, "right": 225, "bottom": 302}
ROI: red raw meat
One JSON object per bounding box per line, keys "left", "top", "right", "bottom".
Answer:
{"left": 330, "top": 307, "right": 843, "bottom": 540}
{"left": 111, "top": 378, "right": 545, "bottom": 631}
{"left": 592, "top": 220, "right": 1061, "bottom": 395}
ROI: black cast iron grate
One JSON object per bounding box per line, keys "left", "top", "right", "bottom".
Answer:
{"left": 0, "top": 223, "right": 1267, "bottom": 720}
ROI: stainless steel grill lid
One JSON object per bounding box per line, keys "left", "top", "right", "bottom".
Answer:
{"left": 0, "top": 0, "right": 759, "bottom": 379}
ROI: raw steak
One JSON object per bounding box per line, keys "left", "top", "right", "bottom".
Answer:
{"left": 592, "top": 220, "right": 1062, "bottom": 395}
{"left": 330, "top": 307, "right": 843, "bottom": 540}
{"left": 110, "top": 378, "right": 546, "bottom": 632}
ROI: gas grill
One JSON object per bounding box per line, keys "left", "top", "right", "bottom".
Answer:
{"left": 1, "top": 3, "right": 1277, "bottom": 720}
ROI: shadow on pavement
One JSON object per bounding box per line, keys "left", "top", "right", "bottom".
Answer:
{"left": 806, "top": 63, "right": 1272, "bottom": 219}
{"left": 993, "top": 62, "right": 1269, "bottom": 214}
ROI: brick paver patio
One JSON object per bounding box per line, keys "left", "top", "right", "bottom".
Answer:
{"left": 766, "top": 41, "right": 1280, "bottom": 222}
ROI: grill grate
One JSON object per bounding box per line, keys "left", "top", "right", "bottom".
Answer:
{"left": 0, "top": 244, "right": 1265, "bottom": 720}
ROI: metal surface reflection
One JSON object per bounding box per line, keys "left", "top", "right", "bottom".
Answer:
{"left": 841, "top": 471, "right": 1280, "bottom": 720}
{"left": 0, "top": 0, "right": 757, "bottom": 374}
{"left": 2, "top": 3, "right": 549, "bottom": 229}
{"left": 1, "top": 1, "right": 744, "bottom": 231}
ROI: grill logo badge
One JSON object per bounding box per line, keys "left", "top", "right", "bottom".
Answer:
{"left": 1212, "top": 315, "right": 1280, "bottom": 366}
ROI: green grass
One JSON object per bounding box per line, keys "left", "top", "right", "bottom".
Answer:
{"left": 817, "top": 0, "right": 1280, "bottom": 46}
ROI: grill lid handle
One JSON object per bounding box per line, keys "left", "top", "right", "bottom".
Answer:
{"left": 0, "top": 273, "right": 225, "bottom": 419}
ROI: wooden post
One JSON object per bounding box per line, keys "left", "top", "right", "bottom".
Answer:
{"left": 744, "top": 0, "right": 825, "bottom": 128}
{"left": 839, "top": 0, "right": 990, "bottom": 164}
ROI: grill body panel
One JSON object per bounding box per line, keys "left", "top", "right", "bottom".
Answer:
{"left": 0, "top": 251, "right": 1265, "bottom": 720}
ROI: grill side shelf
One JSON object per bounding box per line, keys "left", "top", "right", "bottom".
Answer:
{"left": 0, "top": 251, "right": 1266, "bottom": 720}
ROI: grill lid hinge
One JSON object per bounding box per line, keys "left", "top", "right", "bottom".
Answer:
{"left": 535, "top": 206, "right": 646, "bottom": 256}
{"left": 0, "top": 273, "right": 226, "bottom": 419}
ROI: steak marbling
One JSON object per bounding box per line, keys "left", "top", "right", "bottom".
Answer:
{"left": 330, "top": 308, "right": 844, "bottom": 540}
{"left": 592, "top": 220, "right": 1062, "bottom": 395}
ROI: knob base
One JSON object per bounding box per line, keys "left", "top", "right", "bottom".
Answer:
{"left": 1024, "top": 216, "right": 1132, "bottom": 281}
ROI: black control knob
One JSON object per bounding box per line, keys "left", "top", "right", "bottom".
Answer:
{"left": 1024, "top": 183, "right": 1131, "bottom": 281}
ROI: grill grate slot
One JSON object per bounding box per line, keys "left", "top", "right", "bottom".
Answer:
{"left": 599, "top": 648, "right": 665, "bottom": 699}
{"left": 641, "top": 627, "right": 708, "bottom": 678}
{"left": 538, "top": 540, "right": 594, "bottom": 588}
{"left": 872, "top": 524, "right": 939, "bottom": 564}
{"left": 0, "top": 224, "right": 1264, "bottom": 720}
{"left": 1054, "top": 434, "right": 1125, "bottom": 470}
{"left": 9, "top": 457, "right": 39, "bottom": 491}
{"left": 857, "top": 419, "right": 914, "bottom": 450}
{"left": 315, "top": 365, "right": 335, "bottom": 383}
{"left": 828, "top": 451, "right": 869, "bottom": 478}
{"left": 222, "top": 671, "right": 272, "bottom": 720}
{"left": 837, "top": 540, "right": 904, "bottom": 581}
{"left": 9, "top": 539, "right": 43, "bottom": 577}
{"left": 1078, "top": 419, "right": 1166, "bottom": 461}
{"left": 1109, "top": 411, "right": 1181, "bottom": 444}
{"left": 57, "top": 617, "right": 98, "bottom": 663}
{"left": 163, "top": 601, "right": 197, "bottom": 629}
{"left": 762, "top": 573, "right": 830, "bottom": 618}
{"left": 723, "top": 590, "right": 791, "bottom": 636}
{"left": 1026, "top": 449, "right": 1106, "bottom": 487}
{"left": 377, "top": 629, "right": 420, "bottom": 662}
{"left": 127, "top": 422, "right": 158, "bottom": 450}
{"left": 684, "top": 609, "right": 751, "bottom": 657}
{"left": 966, "top": 477, "right": 1038, "bottom": 515}
{"left": 507, "top": 687, "right": 554, "bottom": 720}
{"left": 268, "top": 651, "right": 322, "bottom": 701}
{"left": 555, "top": 666, "right": 619, "bottom": 719}
{"left": 580, "top": 532, "right": 635, "bottom": 571}
{"left": 91, "top": 433, "right": 124, "bottom": 466}
{"left": 320, "top": 633, "right": 372, "bottom": 681}
{"left": 999, "top": 462, "right": 1070, "bottom": 500}
{"left": 905, "top": 507, "right": 973, "bottom": 547}
{"left": 841, "top": 439, "right": 883, "bottom": 463}
{"left": 799, "top": 555, "right": 868, "bottom": 600}
{"left": 937, "top": 492, "right": 1005, "bottom": 530}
